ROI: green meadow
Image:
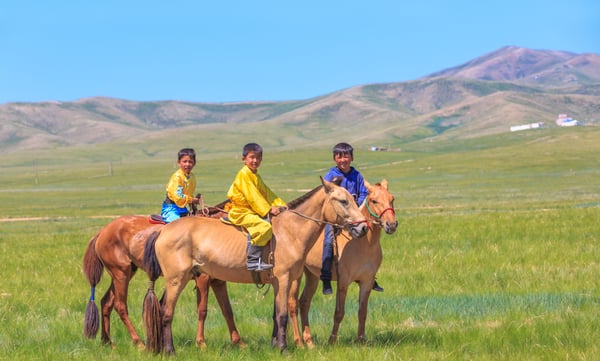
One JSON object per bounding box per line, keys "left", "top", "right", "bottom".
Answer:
{"left": 1, "top": 127, "right": 599, "bottom": 360}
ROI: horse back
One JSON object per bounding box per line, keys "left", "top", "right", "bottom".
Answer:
{"left": 93, "top": 215, "right": 156, "bottom": 268}
{"left": 153, "top": 216, "right": 261, "bottom": 283}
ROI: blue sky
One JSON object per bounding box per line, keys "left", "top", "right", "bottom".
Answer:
{"left": 1, "top": 0, "right": 599, "bottom": 104}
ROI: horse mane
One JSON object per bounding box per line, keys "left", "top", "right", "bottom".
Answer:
{"left": 205, "top": 184, "right": 326, "bottom": 212}
{"left": 286, "top": 185, "right": 323, "bottom": 210}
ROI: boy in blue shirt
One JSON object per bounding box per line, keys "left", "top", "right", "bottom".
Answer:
{"left": 321, "top": 142, "right": 384, "bottom": 294}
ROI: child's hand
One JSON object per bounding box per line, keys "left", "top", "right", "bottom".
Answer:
{"left": 270, "top": 206, "right": 286, "bottom": 216}
{"left": 191, "top": 196, "right": 201, "bottom": 205}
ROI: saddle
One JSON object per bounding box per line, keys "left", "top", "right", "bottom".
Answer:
{"left": 149, "top": 214, "right": 166, "bottom": 224}
{"left": 148, "top": 199, "right": 232, "bottom": 225}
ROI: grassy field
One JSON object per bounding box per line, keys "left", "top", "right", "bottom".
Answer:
{"left": 1, "top": 127, "right": 599, "bottom": 360}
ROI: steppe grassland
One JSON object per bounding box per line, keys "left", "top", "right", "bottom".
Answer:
{"left": 1, "top": 127, "right": 599, "bottom": 360}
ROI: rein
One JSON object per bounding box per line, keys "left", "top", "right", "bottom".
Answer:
{"left": 286, "top": 209, "right": 367, "bottom": 229}
{"left": 190, "top": 194, "right": 210, "bottom": 216}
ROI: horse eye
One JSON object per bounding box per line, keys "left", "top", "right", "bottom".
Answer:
{"left": 339, "top": 199, "right": 348, "bottom": 206}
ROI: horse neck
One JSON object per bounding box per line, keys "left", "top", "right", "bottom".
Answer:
{"left": 278, "top": 192, "right": 328, "bottom": 253}
{"left": 360, "top": 203, "right": 382, "bottom": 247}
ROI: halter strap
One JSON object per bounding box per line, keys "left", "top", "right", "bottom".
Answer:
{"left": 366, "top": 200, "right": 396, "bottom": 219}
{"left": 287, "top": 209, "right": 367, "bottom": 229}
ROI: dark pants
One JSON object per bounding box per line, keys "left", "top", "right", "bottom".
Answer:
{"left": 320, "top": 224, "right": 335, "bottom": 281}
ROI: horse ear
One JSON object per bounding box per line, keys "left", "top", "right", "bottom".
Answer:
{"left": 380, "top": 179, "right": 388, "bottom": 189}
{"left": 321, "top": 176, "right": 333, "bottom": 193}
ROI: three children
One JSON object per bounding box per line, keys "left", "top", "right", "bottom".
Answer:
{"left": 161, "top": 143, "right": 385, "bottom": 291}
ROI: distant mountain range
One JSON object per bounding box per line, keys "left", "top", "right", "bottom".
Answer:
{"left": 1, "top": 46, "right": 599, "bottom": 153}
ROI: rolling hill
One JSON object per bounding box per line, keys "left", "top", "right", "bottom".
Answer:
{"left": 1, "top": 46, "right": 599, "bottom": 154}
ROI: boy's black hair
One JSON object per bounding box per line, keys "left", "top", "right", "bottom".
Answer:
{"left": 242, "top": 143, "right": 263, "bottom": 157}
{"left": 332, "top": 142, "right": 353, "bottom": 157}
{"left": 178, "top": 148, "right": 196, "bottom": 162}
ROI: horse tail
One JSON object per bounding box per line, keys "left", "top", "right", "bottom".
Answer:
{"left": 82, "top": 233, "right": 103, "bottom": 339}
{"left": 142, "top": 230, "right": 163, "bottom": 353}
{"left": 143, "top": 230, "right": 162, "bottom": 281}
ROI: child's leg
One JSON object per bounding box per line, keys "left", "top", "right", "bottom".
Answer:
{"left": 161, "top": 204, "right": 181, "bottom": 223}
{"left": 243, "top": 215, "right": 273, "bottom": 271}
{"left": 320, "top": 224, "right": 334, "bottom": 294}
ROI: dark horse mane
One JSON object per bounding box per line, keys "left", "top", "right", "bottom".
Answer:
{"left": 286, "top": 177, "right": 342, "bottom": 210}
{"left": 286, "top": 184, "right": 324, "bottom": 210}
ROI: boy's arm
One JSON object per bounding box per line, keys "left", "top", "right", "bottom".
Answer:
{"left": 235, "top": 171, "right": 273, "bottom": 217}
{"left": 166, "top": 172, "right": 193, "bottom": 208}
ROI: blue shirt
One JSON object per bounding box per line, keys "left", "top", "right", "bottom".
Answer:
{"left": 324, "top": 166, "right": 368, "bottom": 206}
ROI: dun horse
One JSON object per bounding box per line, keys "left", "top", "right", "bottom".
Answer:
{"left": 82, "top": 205, "right": 242, "bottom": 348}
{"left": 289, "top": 179, "right": 398, "bottom": 347}
{"left": 143, "top": 178, "right": 368, "bottom": 354}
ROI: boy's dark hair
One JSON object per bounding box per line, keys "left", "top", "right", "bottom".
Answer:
{"left": 332, "top": 142, "right": 353, "bottom": 157}
{"left": 178, "top": 148, "right": 196, "bottom": 162}
{"left": 242, "top": 143, "right": 263, "bottom": 157}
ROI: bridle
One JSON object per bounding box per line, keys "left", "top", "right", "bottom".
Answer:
{"left": 286, "top": 208, "right": 367, "bottom": 230}
{"left": 365, "top": 198, "right": 395, "bottom": 227}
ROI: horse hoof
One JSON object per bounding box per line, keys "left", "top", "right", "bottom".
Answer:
{"left": 234, "top": 340, "right": 247, "bottom": 349}
{"left": 356, "top": 336, "right": 367, "bottom": 344}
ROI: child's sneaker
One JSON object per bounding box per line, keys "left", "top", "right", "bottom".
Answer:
{"left": 322, "top": 280, "right": 333, "bottom": 295}
{"left": 372, "top": 280, "right": 384, "bottom": 292}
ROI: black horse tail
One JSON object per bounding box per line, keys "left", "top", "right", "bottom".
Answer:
{"left": 143, "top": 230, "right": 162, "bottom": 281}
{"left": 82, "top": 233, "right": 103, "bottom": 339}
{"left": 143, "top": 230, "right": 163, "bottom": 353}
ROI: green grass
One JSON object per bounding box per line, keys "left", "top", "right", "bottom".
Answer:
{"left": 1, "top": 127, "right": 600, "bottom": 360}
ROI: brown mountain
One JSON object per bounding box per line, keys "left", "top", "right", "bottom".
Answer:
{"left": 1, "top": 46, "right": 599, "bottom": 153}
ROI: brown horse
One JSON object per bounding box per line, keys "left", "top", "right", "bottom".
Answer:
{"left": 82, "top": 205, "right": 243, "bottom": 349}
{"left": 289, "top": 179, "right": 398, "bottom": 347}
{"left": 143, "top": 178, "right": 368, "bottom": 354}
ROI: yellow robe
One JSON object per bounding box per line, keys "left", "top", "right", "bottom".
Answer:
{"left": 227, "top": 165, "right": 286, "bottom": 246}
{"left": 165, "top": 168, "right": 196, "bottom": 208}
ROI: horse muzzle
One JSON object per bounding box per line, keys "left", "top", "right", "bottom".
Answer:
{"left": 384, "top": 220, "right": 399, "bottom": 234}
{"left": 347, "top": 221, "right": 368, "bottom": 238}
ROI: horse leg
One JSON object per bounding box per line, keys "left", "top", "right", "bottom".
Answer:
{"left": 209, "top": 278, "right": 244, "bottom": 346}
{"left": 99, "top": 283, "right": 116, "bottom": 347}
{"left": 193, "top": 274, "right": 209, "bottom": 349}
{"left": 271, "top": 297, "right": 279, "bottom": 347}
{"left": 298, "top": 269, "right": 319, "bottom": 348}
{"left": 287, "top": 276, "right": 303, "bottom": 348}
{"left": 110, "top": 270, "right": 144, "bottom": 349}
{"left": 356, "top": 281, "right": 373, "bottom": 343}
{"left": 273, "top": 276, "right": 290, "bottom": 353}
{"left": 329, "top": 280, "right": 349, "bottom": 345}
{"left": 160, "top": 273, "right": 189, "bottom": 355}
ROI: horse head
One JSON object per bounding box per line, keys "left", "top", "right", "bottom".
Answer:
{"left": 365, "top": 179, "right": 398, "bottom": 234}
{"left": 321, "top": 177, "right": 368, "bottom": 238}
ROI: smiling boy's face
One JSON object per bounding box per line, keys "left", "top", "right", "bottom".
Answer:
{"left": 243, "top": 151, "right": 262, "bottom": 173}
{"left": 334, "top": 152, "right": 352, "bottom": 173}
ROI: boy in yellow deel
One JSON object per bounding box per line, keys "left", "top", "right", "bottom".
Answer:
{"left": 161, "top": 148, "right": 201, "bottom": 223}
{"left": 227, "top": 143, "right": 287, "bottom": 271}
